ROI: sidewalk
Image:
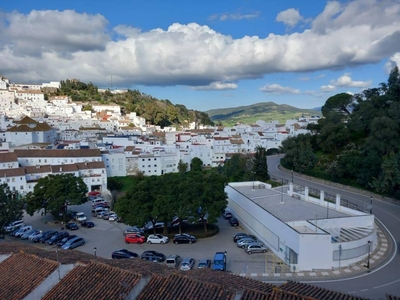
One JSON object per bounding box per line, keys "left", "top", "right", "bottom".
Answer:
{"left": 238, "top": 224, "right": 391, "bottom": 280}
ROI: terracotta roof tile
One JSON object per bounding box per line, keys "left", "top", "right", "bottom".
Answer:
{"left": 14, "top": 149, "right": 102, "bottom": 158}
{"left": 280, "top": 281, "right": 369, "bottom": 300}
{"left": 76, "top": 161, "right": 105, "bottom": 170}
{"left": 136, "top": 274, "right": 236, "bottom": 300}
{"left": 0, "top": 253, "right": 58, "bottom": 300}
{"left": 0, "top": 152, "right": 18, "bottom": 163}
{"left": 42, "top": 261, "right": 141, "bottom": 300}
{"left": 0, "top": 167, "right": 26, "bottom": 177}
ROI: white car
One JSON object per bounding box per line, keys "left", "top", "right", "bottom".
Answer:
{"left": 180, "top": 257, "right": 195, "bottom": 271}
{"left": 14, "top": 225, "right": 33, "bottom": 237}
{"left": 147, "top": 234, "right": 169, "bottom": 244}
{"left": 108, "top": 213, "right": 118, "bottom": 221}
{"left": 75, "top": 212, "right": 87, "bottom": 222}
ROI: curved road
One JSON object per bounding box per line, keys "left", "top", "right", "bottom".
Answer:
{"left": 268, "top": 156, "right": 400, "bottom": 299}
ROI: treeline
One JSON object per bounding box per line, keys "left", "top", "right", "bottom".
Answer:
{"left": 54, "top": 79, "right": 213, "bottom": 128}
{"left": 281, "top": 67, "right": 400, "bottom": 199}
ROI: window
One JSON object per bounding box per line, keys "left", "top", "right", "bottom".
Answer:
{"left": 11, "top": 178, "right": 15, "bottom": 182}
{"left": 154, "top": 164, "right": 157, "bottom": 167}
{"left": 20, "top": 186, "right": 23, "bottom": 190}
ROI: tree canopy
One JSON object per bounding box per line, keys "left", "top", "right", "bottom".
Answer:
{"left": 25, "top": 174, "right": 88, "bottom": 220}
{"left": 0, "top": 184, "right": 24, "bottom": 236}
{"left": 281, "top": 66, "right": 400, "bottom": 199}
{"left": 114, "top": 170, "right": 227, "bottom": 234}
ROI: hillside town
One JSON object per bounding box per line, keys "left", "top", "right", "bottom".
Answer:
{"left": 0, "top": 76, "right": 320, "bottom": 195}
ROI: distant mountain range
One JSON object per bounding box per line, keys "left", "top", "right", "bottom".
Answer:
{"left": 205, "top": 102, "right": 321, "bottom": 125}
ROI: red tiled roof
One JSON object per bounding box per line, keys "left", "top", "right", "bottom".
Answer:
{"left": 280, "top": 281, "right": 368, "bottom": 300}
{"left": 0, "top": 253, "right": 58, "bottom": 300}
{"left": 136, "top": 274, "right": 236, "bottom": 300}
{"left": 0, "top": 152, "right": 18, "bottom": 163}
{"left": 0, "top": 168, "right": 25, "bottom": 177}
{"left": 42, "top": 261, "right": 141, "bottom": 300}
{"left": 14, "top": 149, "right": 102, "bottom": 158}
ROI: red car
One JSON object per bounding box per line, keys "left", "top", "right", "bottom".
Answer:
{"left": 125, "top": 234, "right": 146, "bottom": 244}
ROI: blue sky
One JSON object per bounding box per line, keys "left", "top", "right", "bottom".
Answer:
{"left": 1, "top": 0, "right": 399, "bottom": 111}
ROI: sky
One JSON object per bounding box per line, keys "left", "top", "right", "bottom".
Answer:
{"left": 1, "top": 0, "right": 400, "bottom": 112}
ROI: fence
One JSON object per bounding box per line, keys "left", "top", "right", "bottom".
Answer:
{"left": 333, "top": 242, "right": 372, "bottom": 261}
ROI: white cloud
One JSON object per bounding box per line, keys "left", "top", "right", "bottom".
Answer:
{"left": 276, "top": 8, "right": 304, "bottom": 28}
{"left": 209, "top": 11, "right": 260, "bottom": 21}
{"left": 260, "top": 83, "right": 301, "bottom": 94}
{"left": 385, "top": 52, "right": 400, "bottom": 73}
{"left": 1, "top": 0, "right": 400, "bottom": 88}
{"left": 192, "top": 82, "right": 238, "bottom": 91}
{"left": 330, "top": 73, "right": 371, "bottom": 88}
{"left": 320, "top": 85, "right": 336, "bottom": 92}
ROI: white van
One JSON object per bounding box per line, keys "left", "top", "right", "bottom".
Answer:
{"left": 75, "top": 212, "right": 87, "bottom": 222}
{"left": 92, "top": 198, "right": 106, "bottom": 206}
{"left": 5, "top": 220, "right": 25, "bottom": 232}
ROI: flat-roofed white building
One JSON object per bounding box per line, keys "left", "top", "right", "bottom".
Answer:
{"left": 225, "top": 181, "right": 376, "bottom": 271}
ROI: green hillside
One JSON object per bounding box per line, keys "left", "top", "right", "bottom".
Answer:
{"left": 206, "top": 102, "right": 320, "bottom": 125}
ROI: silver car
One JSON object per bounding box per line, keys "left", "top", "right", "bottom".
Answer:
{"left": 245, "top": 243, "right": 268, "bottom": 254}
{"left": 180, "top": 257, "right": 195, "bottom": 271}
{"left": 237, "top": 237, "right": 258, "bottom": 248}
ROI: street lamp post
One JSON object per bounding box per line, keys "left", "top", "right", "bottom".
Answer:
{"left": 370, "top": 196, "right": 373, "bottom": 214}
{"left": 366, "top": 241, "right": 371, "bottom": 272}
{"left": 291, "top": 170, "right": 294, "bottom": 184}
{"left": 252, "top": 171, "right": 255, "bottom": 190}
{"left": 93, "top": 247, "right": 97, "bottom": 258}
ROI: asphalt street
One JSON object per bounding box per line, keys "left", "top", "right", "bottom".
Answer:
{"left": 268, "top": 155, "right": 400, "bottom": 299}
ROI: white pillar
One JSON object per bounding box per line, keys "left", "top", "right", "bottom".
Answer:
{"left": 320, "top": 190, "right": 325, "bottom": 205}
{"left": 305, "top": 187, "right": 309, "bottom": 201}
{"left": 336, "top": 194, "right": 341, "bottom": 210}
{"left": 289, "top": 182, "right": 293, "bottom": 196}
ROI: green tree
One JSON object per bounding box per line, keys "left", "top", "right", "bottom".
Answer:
{"left": 25, "top": 174, "right": 88, "bottom": 221}
{"left": 190, "top": 157, "right": 203, "bottom": 172}
{"left": 371, "top": 152, "right": 400, "bottom": 196}
{"left": 0, "top": 184, "right": 24, "bottom": 236}
{"left": 177, "top": 159, "right": 188, "bottom": 173}
{"left": 114, "top": 177, "right": 159, "bottom": 232}
{"left": 252, "top": 146, "right": 269, "bottom": 181}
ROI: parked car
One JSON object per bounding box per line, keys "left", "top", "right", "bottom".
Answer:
{"left": 47, "top": 231, "right": 69, "bottom": 245}
{"left": 173, "top": 233, "right": 197, "bottom": 245}
{"left": 125, "top": 234, "right": 146, "bottom": 244}
{"left": 4, "top": 220, "right": 24, "bottom": 232}
{"left": 21, "top": 229, "right": 40, "bottom": 240}
{"left": 197, "top": 259, "right": 211, "bottom": 269}
{"left": 141, "top": 250, "right": 166, "bottom": 262}
{"left": 65, "top": 222, "right": 79, "bottom": 230}
{"left": 40, "top": 231, "right": 58, "bottom": 243}
{"left": 57, "top": 235, "right": 77, "bottom": 247}
{"left": 123, "top": 226, "right": 144, "bottom": 236}
{"left": 14, "top": 226, "right": 33, "bottom": 238}
{"left": 147, "top": 234, "right": 169, "bottom": 244}
{"left": 245, "top": 243, "right": 268, "bottom": 254}
{"left": 97, "top": 211, "right": 107, "bottom": 219}
{"left": 9, "top": 228, "right": 20, "bottom": 237}
{"left": 146, "top": 222, "right": 165, "bottom": 230}
{"left": 108, "top": 213, "right": 118, "bottom": 222}
{"left": 180, "top": 257, "right": 195, "bottom": 271}
{"left": 28, "top": 230, "right": 42, "bottom": 241}
{"left": 32, "top": 230, "right": 52, "bottom": 242}
{"left": 75, "top": 212, "right": 87, "bottom": 222}
{"left": 165, "top": 254, "right": 181, "bottom": 268}
{"left": 61, "top": 236, "right": 85, "bottom": 250}
{"left": 233, "top": 233, "right": 257, "bottom": 243}
{"left": 229, "top": 217, "right": 239, "bottom": 227}
{"left": 112, "top": 249, "right": 138, "bottom": 259}
{"left": 237, "top": 238, "right": 261, "bottom": 249}
{"left": 223, "top": 211, "right": 232, "bottom": 219}
{"left": 102, "top": 212, "right": 112, "bottom": 220}
{"left": 81, "top": 221, "right": 94, "bottom": 228}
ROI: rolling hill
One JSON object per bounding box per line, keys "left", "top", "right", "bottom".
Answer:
{"left": 206, "top": 102, "right": 320, "bottom": 126}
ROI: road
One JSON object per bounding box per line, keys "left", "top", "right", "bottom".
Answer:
{"left": 267, "top": 155, "right": 400, "bottom": 299}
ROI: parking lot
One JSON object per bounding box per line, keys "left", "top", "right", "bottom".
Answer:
{"left": 12, "top": 201, "right": 289, "bottom": 275}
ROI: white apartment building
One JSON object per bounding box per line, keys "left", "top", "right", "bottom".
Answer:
{"left": 0, "top": 90, "right": 15, "bottom": 110}
{"left": 13, "top": 149, "right": 103, "bottom": 167}
{"left": 15, "top": 90, "right": 45, "bottom": 102}
{"left": 5, "top": 116, "right": 58, "bottom": 147}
